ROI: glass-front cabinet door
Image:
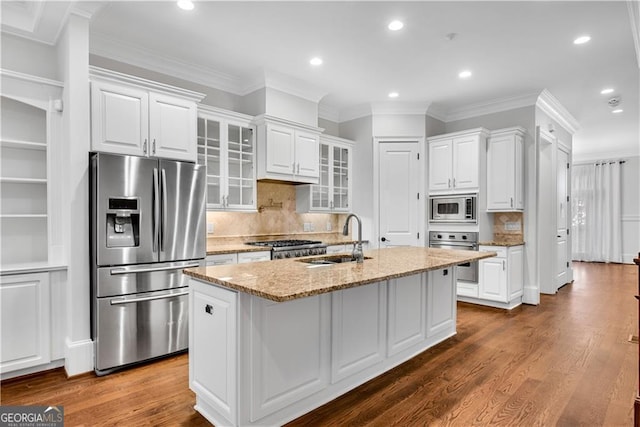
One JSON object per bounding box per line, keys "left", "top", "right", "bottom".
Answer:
{"left": 197, "top": 109, "right": 256, "bottom": 211}
{"left": 306, "top": 138, "right": 351, "bottom": 212}
{"left": 332, "top": 145, "right": 349, "bottom": 210}
{"left": 311, "top": 143, "right": 330, "bottom": 209}
{"left": 226, "top": 124, "right": 255, "bottom": 209}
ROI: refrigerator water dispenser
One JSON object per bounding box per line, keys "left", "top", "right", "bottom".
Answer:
{"left": 106, "top": 198, "right": 139, "bottom": 248}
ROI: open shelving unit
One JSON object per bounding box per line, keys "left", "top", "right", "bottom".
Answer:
{"left": 1, "top": 97, "right": 49, "bottom": 270}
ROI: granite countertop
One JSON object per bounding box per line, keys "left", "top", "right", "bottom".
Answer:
{"left": 186, "top": 247, "right": 496, "bottom": 302}
{"left": 206, "top": 233, "right": 365, "bottom": 256}
{"left": 478, "top": 240, "right": 525, "bottom": 247}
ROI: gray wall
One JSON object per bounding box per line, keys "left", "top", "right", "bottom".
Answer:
{"left": 318, "top": 117, "right": 339, "bottom": 137}
{"left": 2, "top": 33, "right": 60, "bottom": 80}
{"left": 339, "top": 115, "right": 374, "bottom": 241}
{"left": 425, "top": 115, "right": 446, "bottom": 137}
{"left": 89, "top": 55, "right": 244, "bottom": 111}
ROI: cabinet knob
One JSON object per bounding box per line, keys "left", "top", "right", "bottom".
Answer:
{"left": 205, "top": 304, "right": 214, "bottom": 315}
{"left": 381, "top": 237, "right": 389, "bottom": 242}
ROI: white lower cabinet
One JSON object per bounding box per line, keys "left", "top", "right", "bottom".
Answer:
{"left": 331, "top": 282, "right": 386, "bottom": 382}
{"left": 0, "top": 273, "right": 50, "bottom": 374}
{"left": 387, "top": 274, "right": 426, "bottom": 356}
{"left": 427, "top": 268, "right": 456, "bottom": 337}
{"left": 476, "top": 245, "right": 524, "bottom": 308}
{"left": 206, "top": 250, "right": 270, "bottom": 266}
{"left": 189, "top": 267, "right": 455, "bottom": 426}
{"left": 249, "top": 295, "right": 330, "bottom": 421}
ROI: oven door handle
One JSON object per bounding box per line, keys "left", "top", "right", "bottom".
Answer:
{"left": 110, "top": 290, "right": 189, "bottom": 305}
{"left": 110, "top": 262, "right": 200, "bottom": 275}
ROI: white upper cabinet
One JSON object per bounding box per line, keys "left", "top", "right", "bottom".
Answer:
{"left": 486, "top": 127, "right": 526, "bottom": 211}
{"left": 297, "top": 135, "right": 353, "bottom": 213}
{"left": 90, "top": 67, "right": 204, "bottom": 162}
{"left": 427, "top": 128, "right": 489, "bottom": 194}
{"left": 197, "top": 106, "right": 256, "bottom": 211}
{"left": 254, "top": 115, "right": 321, "bottom": 184}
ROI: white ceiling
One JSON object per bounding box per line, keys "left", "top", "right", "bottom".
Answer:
{"left": 3, "top": 1, "right": 639, "bottom": 161}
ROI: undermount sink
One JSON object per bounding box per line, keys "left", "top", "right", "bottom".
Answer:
{"left": 298, "top": 254, "right": 372, "bottom": 265}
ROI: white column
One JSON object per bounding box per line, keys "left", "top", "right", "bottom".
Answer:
{"left": 57, "top": 11, "right": 93, "bottom": 376}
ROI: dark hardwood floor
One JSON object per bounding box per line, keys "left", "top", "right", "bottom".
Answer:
{"left": 1, "top": 262, "right": 637, "bottom": 426}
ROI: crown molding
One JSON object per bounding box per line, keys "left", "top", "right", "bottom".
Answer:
{"left": 573, "top": 148, "right": 640, "bottom": 164}
{"left": 370, "top": 101, "right": 431, "bottom": 115}
{"left": 1, "top": 68, "right": 63, "bottom": 88}
{"left": 90, "top": 32, "right": 246, "bottom": 95}
{"left": 425, "top": 104, "right": 448, "bottom": 122}
{"left": 261, "top": 69, "right": 327, "bottom": 103}
{"left": 338, "top": 103, "right": 372, "bottom": 123}
{"left": 445, "top": 91, "right": 540, "bottom": 122}
{"left": 318, "top": 103, "right": 340, "bottom": 123}
{"left": 536, "top": 89, "right": 580, "bottom": 134}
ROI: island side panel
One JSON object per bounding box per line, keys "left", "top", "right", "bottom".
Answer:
{"left": 189, "top": 278, "right": 238, "bottom": 427}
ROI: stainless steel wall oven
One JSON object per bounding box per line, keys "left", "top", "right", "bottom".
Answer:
{"left": 429, "top": 231, "right": 478, "bottom": 282}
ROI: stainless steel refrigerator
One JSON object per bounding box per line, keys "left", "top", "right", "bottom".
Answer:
{"left": 90, "top": 152, "right": 206, "bottom": 375}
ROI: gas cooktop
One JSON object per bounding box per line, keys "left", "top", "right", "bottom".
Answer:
{"left": 247, "top": 239, "right": 323, "bottom": 248}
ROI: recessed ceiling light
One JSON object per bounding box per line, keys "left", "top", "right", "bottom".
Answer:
{"left": 458, "top": 70, "right": 472, "bottom": 79}
{"left": 573, "top": 35, "right": 591, "bottom": 45}
{"left": 177, "top": 0, "right": 194, "bottom": 10}
{"left": 388, "top": 92, "right": 399, "bottom": 98}
{"left": 309, "top": 57, "right": 323, "bottom": 66}
{"left": 388, "top": 20, "right": 404, "bottom": 31}
{"left": 612, "top": 109, "right": 624, "bottom": 114}
{"left": 600, "top": 88, "right": 614, "bottom": 94}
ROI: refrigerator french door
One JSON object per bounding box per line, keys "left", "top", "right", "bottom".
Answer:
{"left": 90, "top": 152, "right": 206, "bottom": 374}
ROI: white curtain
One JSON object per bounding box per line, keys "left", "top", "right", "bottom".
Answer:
{"left": 571, "top": 161, "right": 622, "bottom": 262}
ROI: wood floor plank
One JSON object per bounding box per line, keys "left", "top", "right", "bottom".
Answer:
{"left": 1, "top": 262, "right": 637, "bottom": 426}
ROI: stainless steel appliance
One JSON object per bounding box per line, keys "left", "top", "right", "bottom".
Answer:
{"left": 90, "top": 152, "right": 206, "bottom": 375}
{"left": 429, "top": 231, "right": 478, "bottom": 282}
{"left": 246, "top": 239, "right": 327, "bottom": 259}
{"left": 429, "top": 194, "right": 477, "bottom": 223}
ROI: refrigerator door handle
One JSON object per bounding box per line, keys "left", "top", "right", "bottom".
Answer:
{"left": 153, "top": 168, "right": 160, "bottom": 253}
{"left": 110, "top": 290, "right": 189, "bottom": 305}
{"left": 161, "top": 168, "right": 168, "bottom": 252}
{"left": 109, "top": 262, "right": 200, "bottom": 275}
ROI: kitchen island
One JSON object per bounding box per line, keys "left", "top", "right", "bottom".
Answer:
{"left": 184, "top": 247, "right": 495, "bottom": 427}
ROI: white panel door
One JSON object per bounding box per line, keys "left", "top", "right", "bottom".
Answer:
{"left": 265, "top": 125, "right": 295, "bottom": 175}
{"left": 379, "top": 142, "right": 420, "bottom": 247}
{"left": 452, "top": 135, "right": 479, "bottom": 190}
{"left": 150, "top": 93, "right": 197, "bottom": 161}
{"left": 428, "top": 140, "right": 452, "bottom": 191}
{"left": 556, "top": 148, "right": 569, "bottom": 287}
{"left": 294, "top": 131, "right": 320, "bottom": 179}
{"left": 91, "top": 81, "right": 148, "bottom": 156}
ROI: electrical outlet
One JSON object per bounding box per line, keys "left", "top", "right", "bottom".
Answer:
{"left": 303, "top": 222, "right": 312, "bottom": 232}
{"left": 326, "top": 221, "right": 333, "bottom": 231}
{"left": 505, "top": 221, "right": 521, "bottom": 231}
{"left": 207, "top": 223, "right": 214, "bottom": 234}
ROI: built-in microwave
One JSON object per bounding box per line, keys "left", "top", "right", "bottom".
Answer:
{"left": 429, "top": 194, "right": 477, "bottom": 223}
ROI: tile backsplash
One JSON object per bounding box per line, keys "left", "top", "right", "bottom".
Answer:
{"left": 206, "top": 181, "right": 346, "bottom": 237}
{"left": 492, "top": 211, "right": 524, "bottom": 240}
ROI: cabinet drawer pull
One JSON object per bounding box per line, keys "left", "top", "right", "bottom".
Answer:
{"left": 152, "top": 139, "right": 156, "bottom": 155}
{"left": 205, "top": 304, "right": 214, "bottom": 315}
{"left": 143, "top": 139, "right": 148, "bottom": 154}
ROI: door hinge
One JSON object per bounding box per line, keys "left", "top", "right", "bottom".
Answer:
{"left": 417, "top": 232, "right": 420, "bottom": 239}
{"left": 567, "top": 195, "right": 570, "bottom": 202}
{"left": 567, "top": 228, "right": 570, "bottom": 235}
{"left": 567, "top": 261, "right": 570, "bottom": 268}
{"left": 417, "top": 153, "right": 420, "bottom": 160}
{"left": 567, "top": 163, "right": 570, "bottom": 169}
{"left": 417, "top": 193, "right": 420, "bottom": 200}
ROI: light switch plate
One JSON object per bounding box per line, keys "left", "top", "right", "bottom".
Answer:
{"left": 207, "top": 223, "right": 214, "bottom": 234}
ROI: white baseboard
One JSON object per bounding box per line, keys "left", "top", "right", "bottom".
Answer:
{"left": 64, "top": 338, "right": 94, "bottom": 376}
{"left": 522, "top": 286, "right": 540, "bottom": 305}
{"left": 623, "top": 253, "right": 639, "bottom": 264}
